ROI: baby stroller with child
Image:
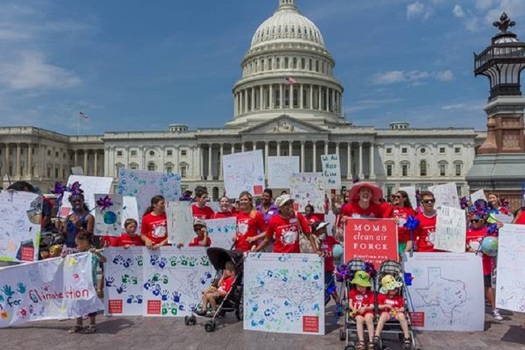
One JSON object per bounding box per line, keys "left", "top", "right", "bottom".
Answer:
{"left": 338, "top": 258, "right": 377, "bottom": 350}
{"left": 184, "top": 247, "right": 244, "bottom": 332}
{"left": 373, "top": 260, "right": 418, "bottom": 350}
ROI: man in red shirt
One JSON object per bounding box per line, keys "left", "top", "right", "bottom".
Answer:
{"left": 414, "top": 190, "right": 438, "bottom": 252}
{"left": 256, "top": 194, "right": 319, "bottom": 254}
{"left": 191, "top": 186, "right": 214, "bottom": 220}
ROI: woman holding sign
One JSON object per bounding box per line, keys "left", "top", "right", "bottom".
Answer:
{"left": 385, "top": 190, "right": 416, "bottom": 255}
{"left": 340, "top": 182, "right": 386, "bottom": 220}
{"left": 141, "top": 195, "right": 169, "bottom": 249}
{"left": 234, "top": 191, "right": 266, "bottom": 252}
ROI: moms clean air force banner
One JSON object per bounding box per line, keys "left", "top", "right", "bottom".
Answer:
{"left": 0, "top": 253, "right": 103, "bottom": 328}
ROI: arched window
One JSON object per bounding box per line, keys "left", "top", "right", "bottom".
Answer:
{"left": 438, "top": 161, "right": 448, "bottom": 176}
{"left": 400, "top": 161, "right": 410, "bottom": 177}
{"left": 385, "top": 161, "right": 395, "bottom": 177}
{"left": 420, "top": 160, "right": 427, "bottom": 176}
{"left": 147, "top": 162, "right": 156, "bottom": 172}
{"left": 179, "top": 162, "right": 189, "bottom": 178}
{"left": 454, "top": 161, "right": 463, "bottom": 176}
{"left": 129, "top": 162, "right": 139, "bottom": 170}
{"left": 165, "top": 162, "right": 174, "bottom": 174}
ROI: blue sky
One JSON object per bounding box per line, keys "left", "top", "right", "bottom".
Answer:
{"left": 0, "top": 0, "right": 524, "bottom": 135}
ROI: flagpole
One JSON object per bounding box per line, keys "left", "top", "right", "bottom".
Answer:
{"left": 77, "top": 111, "right": 80, "bottom": 137}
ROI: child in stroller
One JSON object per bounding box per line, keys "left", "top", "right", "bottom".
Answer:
{"left": 373, "top": 274, "right": 413, "bottom": 350}
{"left": 348, "top": 271, "right": 375, "bottom": 350}
{"left": 196, "top": 261, "right": 235, "bottom": 316}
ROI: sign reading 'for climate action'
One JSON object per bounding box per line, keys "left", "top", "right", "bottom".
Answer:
{"left": 344, "top": 218, "right": 398, "bottom": 267}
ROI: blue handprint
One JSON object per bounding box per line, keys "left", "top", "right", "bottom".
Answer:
{"left": 106, "top": 276, "right": 115, "bottom": 287}
{"left": 161, "top": 290, "right": 169, "bottom": 301}
{"left": 112, "top": 254, "right": 124, "bottom": 265}
{"left": 158, "top": 257, "right": 167, "bottom": 269}
{"left": 150, "top": 254, "right": 159, "bottom": 265}
{"left": 144, "top": 280, "right": 152, "bottom": 290}
{"left": 136, "top": 295, "right": 143, "bottom": 304}
{"left": 16, "top": 283, "right": 26, "bottom": 294}
{"left": 123, "top": 257, "right": 133, "bottom": 268}
{"left": 172, "top": 291, "right": 180, "bottom": 303}
{"left": 2, "top": 285, "right": 14, "bottom": 297}
{"left": 116, "top": 284, "right": 127, "bottom": 294}
{"left": 152, "top": 284, "right": 161, "bottom": 297}
{"left": 127, "top": 295, "right": 135, "bottom": 304}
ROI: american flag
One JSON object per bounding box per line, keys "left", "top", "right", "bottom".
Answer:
{"left": 284, "top": 76, "right": 297, "bottom": 85}
{"left": 79, "top": 111, "right": 89, "bottom": 119}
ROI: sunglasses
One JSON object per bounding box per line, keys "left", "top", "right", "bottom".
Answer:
{"left": 392, "top": 195, "right": 404, "bottom": 199}
{"left": 470, "top": 219, "right": 482, "bottom": 223}
{"left": 422, "top": 199, "right": 435, "bottom": 204}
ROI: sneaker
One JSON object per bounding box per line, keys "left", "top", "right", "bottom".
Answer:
{"left": 492, "top": 309, "right": 503, "bottom": 321}
{"left": 195, "top": 309, "right": 206, "bottom": 317}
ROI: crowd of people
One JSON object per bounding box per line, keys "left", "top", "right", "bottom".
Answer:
{"left": 4, "top": 179, "right": 525, "bottom": 335}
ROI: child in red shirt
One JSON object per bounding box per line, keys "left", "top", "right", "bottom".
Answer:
{"left": 113, "top": 218, "right": 144, "bottom": 248}
{"left": 313, "top": 221, "right": 340, "bottom": 305}
{"left": 348, "top": 271, "right": 375, "bottom": 350}
{"left": 196, "top": 261, "right": 235, "bottom": 316}
{"left": 374, "top": 275, "right": 411, "bottom": 350}
{"left": 188, "top": 219, "right": 212, "bottom": 247}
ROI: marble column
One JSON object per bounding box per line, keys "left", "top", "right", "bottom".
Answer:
{"left": 324, "top": 141, "right": 328, "bottom": 155}
{"left": 269, "top": 85, "right": 274, "bottom": 109}
{"left": 312, "top": 141, "right": 317, "bottom": 172}
{"left": 199, "top": 145, "right": 204, "bottom": 180}
{"left": 28, "top": 144, "right": 33, "bottom": 177}
{"left": 4, "top": 144, "right": 9, "bottom": 176}
{"left": 347, "top": 143, "right": 352, "bottom": 179}
{"left": 16, "top": 143, "right": 21, "bottom": 177}
{"left": 208, "top": 144, "right": 213, "bottom": 180}
{"left": 288, "top": 141, "right": 292, "bottom": 157}
{"left": 369, "top": 143, "right": 375, "bottom": 179}
{"left": 219, "top": 144, "right": 224, "bottom": 180}
{"left": 94, "top": 151, "right": 99, "bottom": 177}
{"left": 264, "top": 142, "right": 269, "bottom": 177}
{"left": 279, "top": 84, "right": 284, "bottom": 109}
{"left": 300, "top": 141, "right": 305, "bottom": 172}
{"left": 83, "top": 150, "right": 88, "bottom": 175}
{"left": 358, "top": 142, "right": 364, "bottom": 178}
{"left": 277, "top": 141, "right": 281, "bottom": 156}
{"left": 299, "top": 84, "right": 304, "bottom": 109}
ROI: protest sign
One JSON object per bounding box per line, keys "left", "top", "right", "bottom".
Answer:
{"left": 267, "top": 156, "right": 299, "bottom": 189}
{"left": 222, "top": 150, "right": 265, "bottom": 198}
{"left": 244, "top": 253, "right": 325, "bottom": 335}
{"left": 204, "top": 217, "right": 237, "bottom": 249}
{"left": 0, "top": 253, "right": 103, "bottom": 328}
{"left": 470, "top": 189, "right": 486, "bottom": 203}
{"left": 117, "top": 169, "right": 181, "bottom": 226}
{"left": 289, "top": 173, "right": 325, "bottom": 212}
{"left": 434, "top": 206, "right": 466, "bottom": 253}
{"left": 496, "top": 224, "right": 525, "bottom": 312}
{"left": 344, "top": 218, "right": 398, "bottom": 267}
{"left": 404, "top": 252, "right": 484, "bottom": 331}
{"left": 321, "top": 154, "right": 341, "bottom": 190}
{"left": 93, "top": 194, "right": 123, "bottom": 237}
{"left": 0, "top": 191, "right": 41, "bottom": 262}
{"left": 61, "top": 175, "right": 114, "bottom": 218}
{"left": 121, "top": 196, "right": 139, "bottom": 229}
{"left": 165, "top": 201, "right": 194, "bottom": 245}
{"left": 428, "top": 183, "right": 460, "bottom": 209}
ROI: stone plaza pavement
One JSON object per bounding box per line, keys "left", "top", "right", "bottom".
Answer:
{"left": 1, "top": 306, "right": 524, "bottom": 350}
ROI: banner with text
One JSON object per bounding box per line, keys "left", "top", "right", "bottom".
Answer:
{"left": 404, "top": 253, "right": 484, "bottom": 331}
{"left": 344, "top": 218, "right": 398, "bottom": 267}
{"left": 244, "top": 252, "right": 325, "bottom": 335}
{"left": 0, "top": 253, "right": 103, "bottom": 328}
{"left": 434, "top": 206, "right": 466, "bottom": 253}
{"left": 321, "top": 154, "right": 341, "bottom": 190}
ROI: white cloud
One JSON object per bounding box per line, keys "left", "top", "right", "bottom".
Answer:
{"left": 453, "top": 5, "right": 465, "bottom": 18}
{"left": 474, "top": 0, "right": 495, "bottom": 11}
{"left": 407, "top": 2, "right": 433, "bottom": 20}
{"left": 372, "top": 70, "right": 453, "bottom": 85}
{"left": 0, "top": 51, "right": 81, "bottom": 90}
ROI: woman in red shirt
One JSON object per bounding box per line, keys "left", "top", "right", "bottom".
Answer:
{"left": 233, "top": 191, "right": 266, "bottom": 252}
{"left": 141, "top": 195, "right": 169, "bottom": 249}
{"left": 386, "top": 190, "right": 416, "bottom": 255}
{"left": 256, "top": 194, "right": 318, "bottom": 254}
{"left": 340, "top": 182, "right": 386, "bottom": 222}
{"left": 487, "top": 193, "right": 510, "bottom": 215}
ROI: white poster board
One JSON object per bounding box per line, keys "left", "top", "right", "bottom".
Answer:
{"left": 142, "top": 247, "right": 213, "bottom": 317}
{"left": 496, "top": 224, "right": 525, "bottom": 312}
{"left": 470, "top": 189, "right": 486, "bottom": 203}
{"left": 244, "top": 253, "right": 325, "bottom": 335}
{"left": 0, "top": 253, "right": 103, "bottom": 328}
{"left": 0, "top": 191, "right": 41, "bottom": 262}
{"left": 267, "top": 156, "right": 300, "bottom": 189}
{"left": 104, "top": 247, "right": 145, "bottom": 316}
{"left": 434, "top": 206, "right": 466, "bottom": 253}
{"left": 428, "top": 183, "right": 460, "bottom": 209}
{"left": 121, "top": 196, "right": 139, "bottom": 229}
{"left": 204, "top": 217, "right": 237, "bottom": 249}
{"left": 165, "top": 201, "right": 194, "bottom": 245}
{"left": 93, "top": 193, "right": 123, "bottom": 237}
{"left": 66, "top": 175, "right": 114, "bottom": 213}
{"left": 222, "top": 150, "right": 265, "bottom": 198}
{"left": 321, "top": 154, "right": 341, "bottom": 190}
{"left": 117, "top": 169, "right": 181, "bottom": 226}
{"left": 404, "top": 252, "right": 484, "bottom": 331}
{"left": 289, "top": 173, "right": 325, "bottom": 212}
{"left": 399, "top": 186, "right": 418, "bottom": 210}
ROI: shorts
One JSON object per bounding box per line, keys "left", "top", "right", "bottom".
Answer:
{"left": 353, "top": 311, "right": 374, "bottom": 319}
{"left": 483, "top": 274, "right": 492, "bottom": 288}
{"left": 398, "top": 242, "right": 407, "bottom": 254}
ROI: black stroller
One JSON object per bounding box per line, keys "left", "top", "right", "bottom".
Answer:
{"left": 184, "top": 247, "right": 244, "bottom": 332}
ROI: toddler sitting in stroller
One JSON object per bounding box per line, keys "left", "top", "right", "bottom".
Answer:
{"left": 348, "top": 271, "right": 375, "bottom": 350}
{"left": 374, "top": 274, "right": 412, "bottom": 350}
{"left": 196, "top": 261, "right": 236, "bottom": 316}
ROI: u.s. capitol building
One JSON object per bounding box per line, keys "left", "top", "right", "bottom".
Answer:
{"left": 0, "top": 0, "right": 481, "bottom": 199}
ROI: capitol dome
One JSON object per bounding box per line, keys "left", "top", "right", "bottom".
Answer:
{"left": 250, "top": 0, "right": 325, "bottom": 49}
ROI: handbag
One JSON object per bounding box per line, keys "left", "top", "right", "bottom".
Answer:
{"left": 297, "top": 214, "right": 319, "bottom": 253}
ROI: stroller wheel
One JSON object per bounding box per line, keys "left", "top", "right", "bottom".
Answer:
{"left": 339, "top": 328, "right": 346, "bottom": 341}
{"left": 235, "top": 294, "right": 243, "bottom": 321}
{"left": 184, "top": 316, "right": 190, "bottom": 326}
{"left": 204, "top": 320, "right": 216, "bottom": 332}
{"left": 190, "top": 315, "right": 197, "bottom": 325}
